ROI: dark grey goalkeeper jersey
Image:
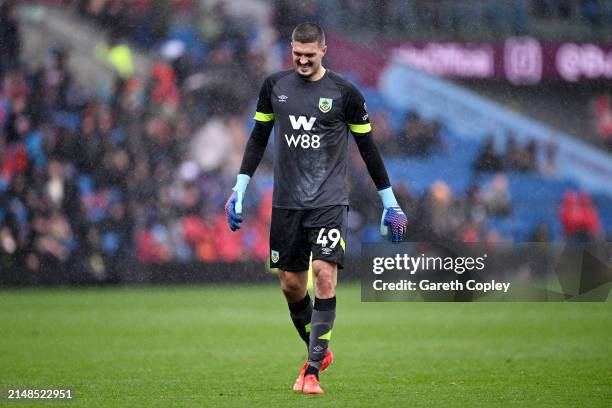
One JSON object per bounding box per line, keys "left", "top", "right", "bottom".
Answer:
{"left": 254, "top": 69, "right": 371, "bottom": 209}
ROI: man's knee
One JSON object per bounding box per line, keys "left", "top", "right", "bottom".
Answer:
{"left": 312, "top": 260, "right": 337, "bottom": 298}
{"left": 279, "top": 270, "right": 307, "bottom": 300}
{"left": 280, "top": 279, "right": 303, "bottom": 297}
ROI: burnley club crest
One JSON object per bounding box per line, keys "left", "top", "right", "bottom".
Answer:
{"left": 319, "top": 97, "right": 332, "bottom": 113}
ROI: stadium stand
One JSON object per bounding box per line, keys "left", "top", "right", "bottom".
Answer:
{"left": 1, "top": 0, "right": 610, "bottom": 285}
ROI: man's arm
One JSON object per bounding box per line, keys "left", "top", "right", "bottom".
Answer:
{"left": 225, "top": 77, "right": 275, "bottom": 231}
{"left": 239, "top": 121, "right": 273, "bottom": 176}
{"left": 241, "top": 75, "right": 276, "bottom": 176}
{"left": 345, "top": 85, "right": 407, "bottom": 242}
{"left": 352, "top": 131, "right": 390, "bottom": 190}
{"left": 352, "top": 129, "right": 407, "bottom": 242}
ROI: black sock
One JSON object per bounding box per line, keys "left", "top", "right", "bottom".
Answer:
{"left": 288, "top": 293, "right": 312, "bottom": 349}
{"left": 305, "top": 364, "right": 319, "bottom": 379}
{"left": 307, "top": 296, "right": 336, "bottom": 375}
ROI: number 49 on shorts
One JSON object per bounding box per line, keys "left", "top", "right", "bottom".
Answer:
{"left": 316, "top": 228, "right": 341, "bottom": 248}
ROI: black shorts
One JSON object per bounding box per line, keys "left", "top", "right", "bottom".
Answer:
{"left": 269, "top": 205, "right": 348, "bottom": 272}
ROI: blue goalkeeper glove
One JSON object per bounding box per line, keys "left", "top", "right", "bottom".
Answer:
{"left": 225, "top": 174, "right": 250, "bottom": 231}
{"left": 378, "top": 187, "right": 408, "bottom": 242}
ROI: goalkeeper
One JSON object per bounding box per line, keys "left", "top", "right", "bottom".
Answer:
{"left": 225, "top": 22, "right": 407, "bottom": 395}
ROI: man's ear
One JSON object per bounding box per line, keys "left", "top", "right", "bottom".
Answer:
{"left": 321, "top": 45, "right": 328, "bottom": 56}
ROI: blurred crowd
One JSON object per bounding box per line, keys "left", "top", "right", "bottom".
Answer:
{"left": 25, "top": 0, "right": 612, "bottom": 43}
{"left": 73, "top": 0, "right": 181, "bottom": 49}
{"left": 372, "top": 111, "right": 443, "bottom": 158}
{"left": 0, "top": 0, "right": 20, "bottom": 75}
{"left": 0, "top": 0, "right": 275, "bottom": 279}
{"left": 592, "top": 94, "right": 612, "bottom": 151}
{"left": 320, "top": 0, "right": 612, "bottom": 41}
{"left": 0, "top": 0, "right": 609, "bottom": 281}
{"left": 474, "top": 135, "right": 543, "bottom": 174}
{"left": 559, "top": 190, "right": 603, "bottom": 241}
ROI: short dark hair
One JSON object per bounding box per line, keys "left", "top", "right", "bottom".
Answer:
{"left": 291, "top": 22, "right": 325, "bottom": 47}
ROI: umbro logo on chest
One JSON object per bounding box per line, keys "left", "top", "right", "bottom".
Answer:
{"left": 276, "top": 95, "right": 333, "bottom": 113}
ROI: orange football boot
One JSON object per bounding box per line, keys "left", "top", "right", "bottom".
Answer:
{"left": 291, "top": 349, "right": 334, "bottom": 392}
{"left": 302, "top": 374, "right": 324, "bottom": 395}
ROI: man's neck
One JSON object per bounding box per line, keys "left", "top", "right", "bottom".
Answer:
{"left": 307, "top": 66, "right": 326, "bottom": 82}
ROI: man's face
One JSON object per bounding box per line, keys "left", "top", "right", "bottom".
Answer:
{"left": 292, "top": 41, "right": 327, "bottom": 79}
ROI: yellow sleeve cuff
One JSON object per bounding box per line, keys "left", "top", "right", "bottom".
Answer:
{"left": 348, "top": 123, "right": 372, "bottom": 134}
{"left": 254, "top": 111, "right": 275, "bottom": 122}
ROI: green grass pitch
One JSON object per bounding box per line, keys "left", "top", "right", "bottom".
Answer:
{"left": 1, "top": 284, "right": 611, "bottom": 407}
